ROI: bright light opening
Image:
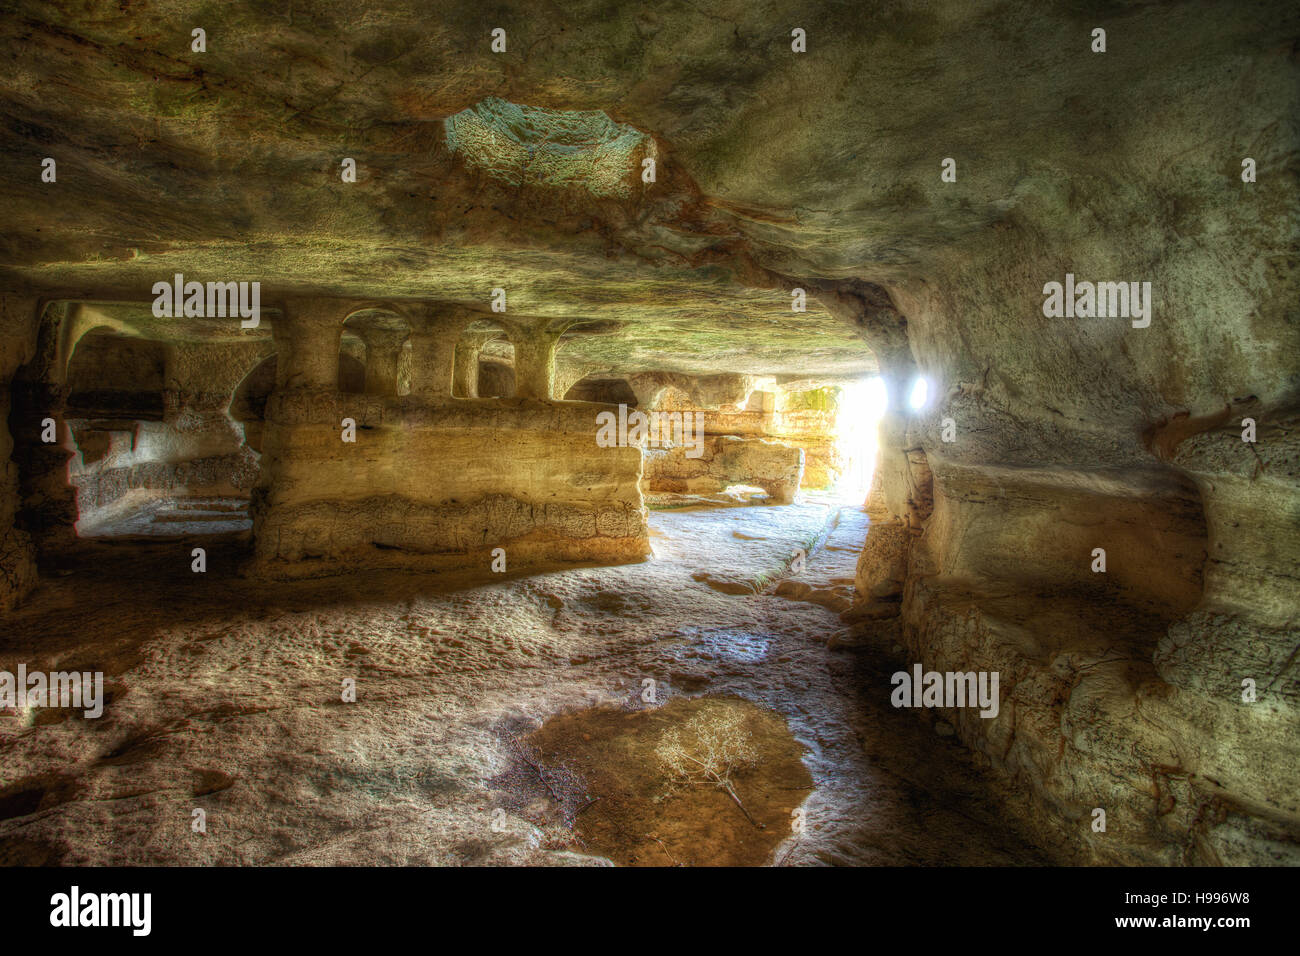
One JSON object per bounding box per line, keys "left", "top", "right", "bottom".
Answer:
{"left": 908, "top": 376, "right": 929, "bottom": 411}
{"left": 831, "top": 377, "right": 888, "bottom": 503}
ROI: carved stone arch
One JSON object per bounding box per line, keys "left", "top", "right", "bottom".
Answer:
{"left": 454, "top": 315, "right": 515, "bottom": 399}
{"left": 342, "top": 306, "right": 412, "bottom": 397}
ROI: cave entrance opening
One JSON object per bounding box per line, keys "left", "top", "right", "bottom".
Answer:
{"left": 830, "top": 377, "right": 887, "bottom": 504}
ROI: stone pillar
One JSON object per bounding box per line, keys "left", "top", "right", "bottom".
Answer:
{"left": 407, "top": 305, "right": 467, "bottom": 402}
{"left": 410, "top": 333, "right": 455, "bottom": 401}
{"left": 255, "top": 299, "right": 346, "bottom": 575}
{"left": 509, "top": 326, "right": 561, "bottom": 401}
{"left": 164, "top": 341, "right": 272, "bottom": 468}
{"left": 271, "top": 298, "right": 345, "bottom": 390}
{"left": 452, "top": 333, "right": 491, "bottom": 399}
{"left": 1, "top": 296, "right": 42, "bottom": 610}
{"left": 358, "top": 328, "right": 407, "bottom": 397}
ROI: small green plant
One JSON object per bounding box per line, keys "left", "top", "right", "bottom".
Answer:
{"left": 655, "top": 706, "right": 764, "bottom": 828}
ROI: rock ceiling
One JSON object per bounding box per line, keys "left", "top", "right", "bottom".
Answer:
{"left": 0, "top": 0, "right": 1292, "bottom": 381}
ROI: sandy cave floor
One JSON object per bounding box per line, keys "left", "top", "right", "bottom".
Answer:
{"left": 0, "top": 502, "right": 1060, "bottom": 866}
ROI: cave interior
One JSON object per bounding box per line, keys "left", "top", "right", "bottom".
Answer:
{"left": 0, "top": 0, "right": 1297, "bottom": 868}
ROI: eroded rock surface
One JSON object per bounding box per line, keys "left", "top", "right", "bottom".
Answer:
{"left": 0, "top": 0, "right": 1296, "bottom": 866}
{"left": 0, "top": 507, "right": 1054, "bottom": 866}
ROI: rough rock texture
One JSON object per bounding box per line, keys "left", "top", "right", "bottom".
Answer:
{"left": 849, "top": 483, "right": 912, "bottom": 630}
{"left": 772, "top": 505, "right": 869, "bottom": 614}
{"left": 629, "top": 377, "right": 840, "bottom": 499}
{"left": 763, "top": 388, "right": 844, "bottom": 490}
{"left": 253, "top": 395, "right": 649, "bottom": 578}
{"left": 0, "top": 0, "right": 1296, "bottom": 866}
{"left": 643, "top": 435, "right": 805, "bottom": 505}
{"left": 676, "top": 382, "right": 845, "bottom": 490}
{"left": 845, "top": 189, "right": 1300, "bottom": 864}
{"left": 0, "top": 506, "right": 1057, "bottom": 866}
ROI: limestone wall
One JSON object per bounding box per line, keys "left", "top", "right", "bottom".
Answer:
{"left": 642, "top": 436, "right": 804, "bottom": 504}
{"left": 628, "top": 377, "right": 832, "bottom": 498}
{"left": 250, "top": 392, "right": 648, "bottom": 578}
{"left": 839, "top": 170, "right": 1300, "bottom": 864}
{"left": 766, "top": 389, "right": 843, "bottom": 490}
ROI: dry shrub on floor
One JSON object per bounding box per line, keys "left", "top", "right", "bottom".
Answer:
{"left": 655, "top": 702, "right": 764, "bottom": 828}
